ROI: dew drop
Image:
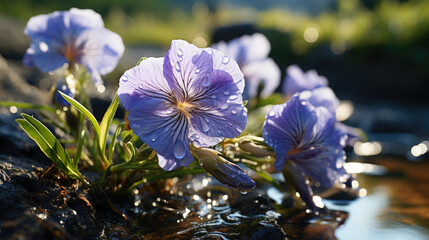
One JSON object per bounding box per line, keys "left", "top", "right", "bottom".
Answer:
{"left": 177, "top": 48, "right": 184, "bottom": 57}
{"left": 229, "top": 95, "right": 238, "bottom": 100}
{"left": 121, "top": 75, "right": 128, "bottom": 82}
{"left": 223, "top": 90, "right": 230, "bottom": 95}
{"left": 201, "top": 119, "right": 210, "bottom": 132}
{"left": 269, "top": 111, "right": 275, "bottom": 117}
{"left": 301, "top": 101, "right": 307, "bottom": 106}
{"left": 195, "top": 68, "right": 201, "bottom": 74}
{"left": 240, "top": 191, "right": 247, "bottom": 195}
{"left": 210, "top": 95, "right": 216, "bottom": 99}
{"left": 39, "top": 42, "right": 49, "bottom": 52}
{"left": 138, "top": 84, "right": 144, "bottom": 89}
{"left": 196, "top": 135, "right": 200, "bottom": 139}
{"left": 174, "top": 140, "right": 186, "bottom": 159}
{"left": 231, "top": 110, "right": 237, "bottom": 115}
{"left": 175, "top": 62, "right": 181, "bottom": 72}
{"left": 222, "top": 56, "right": 230, "bottom": 64}
{"left": 151, "top": 138, "right": 156, "bottom": 142}
{"left": 221, "top": 104, "right": 229, "bottom": 110}
{"left": 201, "top": 76, "right": 210, "bottom": 87}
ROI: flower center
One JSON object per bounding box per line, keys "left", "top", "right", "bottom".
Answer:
{"left": 176, "top": 101, "right": 193, "bottom": 121}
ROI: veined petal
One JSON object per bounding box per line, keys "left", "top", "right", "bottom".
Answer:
{"left": 164, "top": 40, "right": 215, "bottom": 100}
{"left": 241, "top": 58, "right": 280, "bottom": 99}
{"left": 211, "top": 48, "right": 245, "bottom": 94}
{"left": 77, "top": 28, "right": 125, "bottom": 85}
{"left": 189, "top": 69, "right": 247, "bottom": 145}
{"left": 118, "top": 58, "right": 171, "bottom": 109}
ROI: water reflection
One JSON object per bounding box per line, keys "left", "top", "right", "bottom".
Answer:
{"left": 325, "top": 172, "right": 429, "bottom": 240}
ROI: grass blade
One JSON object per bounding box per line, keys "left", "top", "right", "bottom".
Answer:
{"left": 99, "top": 95, "right": 119, "bottom": 153}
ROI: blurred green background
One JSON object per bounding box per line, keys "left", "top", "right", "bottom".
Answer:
{"left": 1, "top": 0, "right": 429, "bottom": 104}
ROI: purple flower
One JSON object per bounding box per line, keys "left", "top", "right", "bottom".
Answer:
{"left": 118, "top": 40, "right": 247, "bottom": 171}
{"left": 212, "top": 33, "right": 280, "bottom": 99}
{"left": 282, "top": 65, "right": 328, "bottom": 98}
{"left": 24, "top": 8, "right": 124, "bottom": 86}
{"left": 262, "top": 93, "right": 349, "bottom": 188}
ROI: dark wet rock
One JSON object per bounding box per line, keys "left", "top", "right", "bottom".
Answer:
{"left": 0, "top": 55, "right": 50, "bottom": 105}
{"left": 0, "top": 15, "right": 29, "bottom": 60}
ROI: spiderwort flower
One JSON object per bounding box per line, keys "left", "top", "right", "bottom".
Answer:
{"left": 262, "top": 93, "right": 349, "bottom": 189}
{"left": 23, "top": 8, "right": 124, "bottom": 86}
{"left": 118, "top": 40, "right": 247, "bottom": 171}
{"left": 212, "top": 33, "right": 280, "bottom": 99}
{"left": 192, "top": 146, "right": 255, "bottom": 190}
{"left": 282, "top": 65, "right": 328, "bottom": 98}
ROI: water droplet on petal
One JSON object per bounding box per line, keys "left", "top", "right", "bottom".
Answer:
{"left": 210, "top": 95, "right": 216, "bottom": 99}
{"left": 121, "top": 75, "right": 128, "bottom": 82}
{"left": 240, "top": 191, "right": 247, "bottom": 195}
{"left": 138, "top": 84, "right": 144, "bottom": 89}
{"left": 39, "top": 42, "right": 49, "bottom": 52}
{"left": 177, "top": 48, "right": 184, "bottom": 57}
{"left": 174, "top": 140, "right": 186, "bottom": 159}
{"left": 301, "top": 101, "right": 307, "bottom": 105}
{"left": 151, "top": 138, "right": 156, "bottom": 142}
{"left": 201, "top": 75, "right": 210, "bottom": 87}
{"left": 229, "top": 95, "right": 238, "bottom": 101}
{"left": 223, "top": 90, "right": 230, "bottom": 95}
{"left": 222, "top": 56, "right": 230, "bottom": 64}
{"left": 221, "top": 104, "right": 229, "bottom": 110}
{"left": 195, "top": 68, "right": 201, "bottom": 74}
{"left": 196, "top": 135, "right": 200, "bottom": 139}
{"left": 175, "top": 62, "right": 181, "bottom": 72}
{"left": 201, "top": 119, "right": 210, "bottom": 132}
{"left": 231, "top": 110, "right": 237, "bottom": 115}
{"left": 269, "top": 111, "right": 275, "bottom": 117}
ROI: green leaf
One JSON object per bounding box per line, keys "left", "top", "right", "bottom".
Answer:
{"left": 0, "top": 100, "right": 57, "bottom": 113}
{"left": 16, "top": 114, "right": 83, "bottom": 181}
{"left": 58, "top": 91, "right": 100, "bottom": 139}
{"left": 99, "top": 95, "right": 119, "bottom": 153}
{"left": 108, "top": 123, "right": 124, "bottom": 163}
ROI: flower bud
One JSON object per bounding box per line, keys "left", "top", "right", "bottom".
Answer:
{"left": 192, "top": 147, "right": 255, "bottom": 190}
{"left": 238, "top": 140, "right": 272, "bottom": 157}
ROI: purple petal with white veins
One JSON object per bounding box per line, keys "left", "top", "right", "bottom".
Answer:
{"left": 263, "top": 93, "right": 348, "bottom": 186}
{"left": 118, "top": 58, "right": 195, "bottom": 170}
{"left": 211, "top": 47, "right": 245, "bottom": 94}
{"left": 163, "top": 40, "right": 214, "bottom": 100}
{"left": 189, "top": 69, "right": 247, "bottom": 145}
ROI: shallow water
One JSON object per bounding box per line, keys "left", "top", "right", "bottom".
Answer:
{"left": 130, "top": 158, "right": 429, "bottom": 239}
{"left": 327, "top": 160, "right": 429, "bottom": 240}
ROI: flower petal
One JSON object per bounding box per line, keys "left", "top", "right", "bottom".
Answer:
{"left": 118, "top": 58, "right": 194, "bottom": 170}
{"left": 23, "top": 36, "right": 68, "bottom": 72}
{"left": 210, "top": 48, "right": 245, "bottom": 94}
{"left": 189, "top": 69, "right": 247, "bottom": 146}
{"left": 77, "top": 28, "right": 124, "bottom": 85}
{"left": 241, "top": 58, "right": 280, "bottom": 99}
{"left": 282, "top": 65, "right": 328, "bottom": 97}
{"left": 163, "top": 40, "right": 214, "bottom": 100}
{"left": 299, "top": 87, "right": 339, "bottom": 114}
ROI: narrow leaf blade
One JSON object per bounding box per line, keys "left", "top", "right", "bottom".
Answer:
{"left": 58, "top": 91, "right": 100, "bottom": 138}
{"left": 99, "top": 95, "right": 119, "bottom": 152}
